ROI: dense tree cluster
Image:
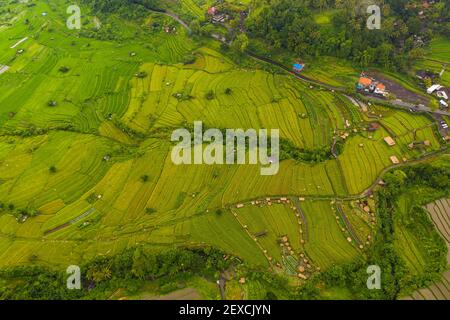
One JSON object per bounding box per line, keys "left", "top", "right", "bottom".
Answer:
{"left": 0, "top": 247, "right": 231, "bottom": 299}
{"left": 81, "top": 0, "right": 162, "bottom": 18}
{"left": 246, "top": 0, "right": 450, "bottom": 70}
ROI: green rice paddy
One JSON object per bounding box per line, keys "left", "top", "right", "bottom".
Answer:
{"left": 0, "top": 0, "right": 446, "bottom": 279}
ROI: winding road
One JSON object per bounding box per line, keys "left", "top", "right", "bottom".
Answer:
{"left": 148, "top": 9, "right": 192, "bottom": 34}
{"left": 157, "top": 7, "right": 450, "bottom": 119}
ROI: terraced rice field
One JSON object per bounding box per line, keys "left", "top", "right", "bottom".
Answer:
{"left": 0, "top": 0, "right": 446, "bottom": 277}
{"left": 301, "top": 56, "right": 359, "bottom": 88}
{"left": 300, "top": 200, "right": 360, "bottom": 269}
{"left": 426, "top": 199, "right": 450, "bottom": 264}
{"left": 414, "top": 37, "right": 450, "bottom": 87}
{"left": 403, "top": 199, "right": 450, "bottom": 300}
{"left": 180, "top": 0, "right": 204, "bottom": 19}
{"left": 427, "top": 37, "right": 450, "bottom": 63}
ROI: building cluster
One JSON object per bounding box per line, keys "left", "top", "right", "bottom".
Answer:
{"left": 207, "top": 6, "right": 229, "bottom": 24}
{"left": 357, "top": 74, "right": 388, "bottom": 97}
{"left": 426, "top": 84, "right": 448, "bottom": 109}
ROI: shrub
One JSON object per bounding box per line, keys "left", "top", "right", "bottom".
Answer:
{"left": 205, "top": 90, "right": 215, "bottom": 100}
{"left": 58, "top": 66, "right": 70, "bottom": 73}
{"left": 183, "top": 53, "right": 196, "bottom": 65}
{"left": 135, "top": 71, "right": 147, "bottom": 78}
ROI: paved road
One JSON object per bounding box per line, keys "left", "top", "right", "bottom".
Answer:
{"left": 148, "top": 9, "right": 192, "bottom": 34}
{"left": 362, "top": 95, "right": 450, "bottom": 117}
{"left": 433, "top": 114, "right": 449, "bottom": 138}
{"left": 247, "top": 52, "right": 450, "bottom": 117}
{"left": 163, "top": 11, "right": 191, "bottom": 33}
{"left": 247, "top": 51, "right": 343, "bottom": 91}
{"left": 155, "top": 12, "right": 450, "bottom": 123}
{"left": 157, "top": 9, "right": 450, "bottom": 119}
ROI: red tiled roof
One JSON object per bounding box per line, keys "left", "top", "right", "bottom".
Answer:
{"left": 359, "top": 77, "right": 372, "bottom": 87}
{"left": 376, "top": 83, "right": 386, "bottom": 90}
{"left": 208, "top": 7, "right": 216, "bottom": 15}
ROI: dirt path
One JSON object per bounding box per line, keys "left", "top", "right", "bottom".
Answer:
{"left": 0, "top": 65, "right": 9, "bottom": 75}
{"left": 292, "top": 198, "right": 308, "bottom": 241}
{"left": 164, "top": 11, "right": 191, "bottom": 33}
{"left": 10, "top": 36, "right": 28, "bottom": 49}
{"left": 218, "top": 273, "right": 226, "bottom": 300}
{"left": 336, "top": 203, "right": 361, "bottom": 246}
{"left": 367, "top": 71, "right": 429, "bottom": 105}
{"left": 44, "top": 207, "right": 96, "bottom": 235}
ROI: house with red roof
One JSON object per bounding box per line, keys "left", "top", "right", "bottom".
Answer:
{"left": 208, "top": 7, "right": 217, "bottom": 15}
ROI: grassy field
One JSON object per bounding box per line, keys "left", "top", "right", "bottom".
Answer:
{"left": 0, "top": 0, "right": 447, "bottom": 289}
{"left": 426, "top": 37, "right": 450, "bottom": 63}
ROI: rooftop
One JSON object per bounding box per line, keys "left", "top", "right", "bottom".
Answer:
{"left": 358, "top": 77, "right": 372, "bottom": 87}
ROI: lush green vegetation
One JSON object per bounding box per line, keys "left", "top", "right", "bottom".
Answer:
{"left": 0, "top": 246, "right": 231, "bottom": 299}
{"left": 0, "top": 0, "right": 448, "bottom": 300}
{"left": 246, "top": 0, "right": 450, "bottom": 71}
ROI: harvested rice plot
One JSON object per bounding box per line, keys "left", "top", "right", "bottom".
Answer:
{"left": 403, "top": 270, "right": 450, "bottom": 300}
{"left": 425, "top": 199, "right": 450, "bottom": 262}
{"left": 403, "top": 199, "right": 450, "bottom": 300}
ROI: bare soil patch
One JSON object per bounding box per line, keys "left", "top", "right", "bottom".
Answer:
{"left": 368, "top": 72, "right": 429, "bottom": 105}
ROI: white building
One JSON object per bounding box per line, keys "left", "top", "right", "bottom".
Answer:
{"left": 437, "top": 90, "right": 448, "bottom": 100}
{"left": 427, "top": 84, "right": 443, "bottom": 94}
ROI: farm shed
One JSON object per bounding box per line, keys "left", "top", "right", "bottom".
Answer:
{"left": 427, "top": 84, "right": 443, "bottom": 94}
{"left": 437, "top": 91, "right": 448, "bottom": 100}
{"left": 293, "top": 63, "right": 304, "bottom": 73}
{"left": 390, "top": 156, "right": 400, "bottom": 164}
{"left": 384, "top": 136, "right": 396, "bottom": 146}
